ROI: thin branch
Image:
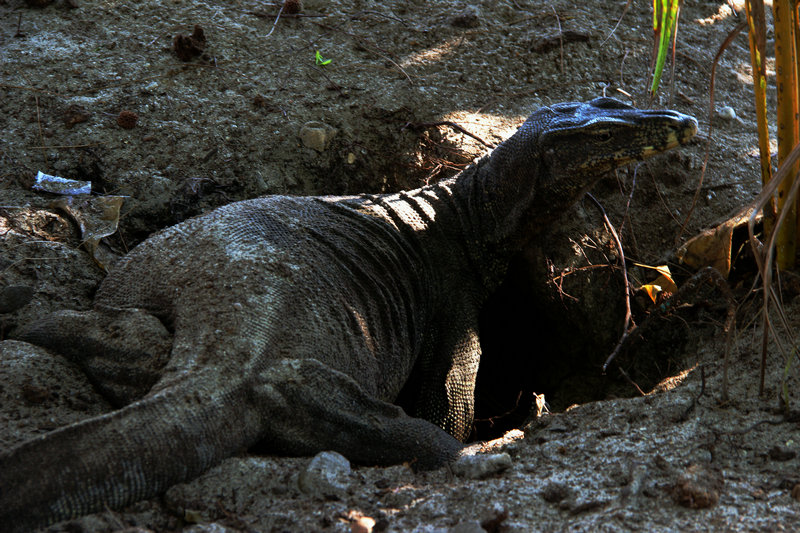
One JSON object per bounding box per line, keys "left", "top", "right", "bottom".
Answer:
{"left": 601, "top": 0, "right": 631, "bottom": 46}
{"left": 551, "top": 5, "right": 564, "bottom": 74}
{"left": 264, "top": 2, "right": 284, "bottom": 38}
{"left": 27, "top": 141, "right": 110, "bottom": 150}
{"left": 618, "top": 366, "right": 646, "bottom": 395}
{"left": 584, "top": 193, "right": 634, "bottom": 372}
{"left": 34, "top": 96, "right": 48, "bottom": 169}
{"left": 677, "top": 21, "right": 746, "bottom": 241}
{"left": 403, "top": 121, "right": 497, "bottom": 149}
{"left": 749, "top": 142, "right": 800, "bottom": 394}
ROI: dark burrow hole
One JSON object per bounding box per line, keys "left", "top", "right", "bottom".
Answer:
{"left": 470, "top": 240, "right": 726, "bottom": 442}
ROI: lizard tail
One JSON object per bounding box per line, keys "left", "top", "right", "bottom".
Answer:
{"left": 0, "top": 380, "right": 261, "bottom": 532}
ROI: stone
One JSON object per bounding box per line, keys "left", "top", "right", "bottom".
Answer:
{"left": 299, "top": 121, "right": 336, "bottom": 152}
{"left": 451, "top": 453, "right": 512, "bottom": 479}
{"left": 0, "top": 286, "right": 34, "bottom": 314}
{"left": 297, "top": 450, "right": 351, "bottom": 499}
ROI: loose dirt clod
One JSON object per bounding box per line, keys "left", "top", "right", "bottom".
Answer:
{"left": 116, "top": 110, "right": 138, "bottom": 129}
{"left": 672, "top": 464, "right": 723, "bottom": 509}
{"left": 173, "top": 25, "right": 206, "bottom": 62}
{"left": 283, "top": 0, "right": 302, "bottom": 15}
{"left": 63, "top": 105, "right": 89, "bottom": 128}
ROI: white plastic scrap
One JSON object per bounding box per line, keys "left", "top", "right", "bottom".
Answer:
{"left": 32, "top": 171, "right": 91, "bottom": 195}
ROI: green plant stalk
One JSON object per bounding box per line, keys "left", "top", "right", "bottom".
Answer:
{"left": 650, "top": 0, "right": 680, "bottom": 97}
{"left": 794, "top": 0, "right": 800, "bottom": 245}
{"left": 746, "top": 0, "right": 775, "bottom": 397}
{"left": 745, "top": 0, "right": 775, "bottom": 238}
{"left": 772, "top": 0, "right": 799, "bottom": 269}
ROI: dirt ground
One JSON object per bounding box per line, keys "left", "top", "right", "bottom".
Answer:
{"left": 2, "top": 0, "right": 800, "bottom": 531}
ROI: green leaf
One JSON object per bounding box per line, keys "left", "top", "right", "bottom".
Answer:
{"left": 650, "top": 0, "right": 681, "bottom": 96}
{"left": 315, "top": 50, "right": 332, "bottom": 66}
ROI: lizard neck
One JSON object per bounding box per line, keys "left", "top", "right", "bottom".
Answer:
{"left": 377, "top": 153, "right": 541, "bottom": 296}
{"left": 435, "top": 146, "right": 547, "bottom": 293}
{"left": 355, "top": 139, "right": 551, "bottom": 298}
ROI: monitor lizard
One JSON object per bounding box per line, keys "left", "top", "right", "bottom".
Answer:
{"left": 0, "top": 98, "right": 697, "bottom": 531}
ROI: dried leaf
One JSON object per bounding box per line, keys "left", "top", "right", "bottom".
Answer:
{"left": 50, "top": 195, "right": 125, "bottom": 270}
{"left": 635, "top": 263, "right": 678, "bottom": 303}
{"left": 676, "top": 210, "right": 755, "bottom": 278}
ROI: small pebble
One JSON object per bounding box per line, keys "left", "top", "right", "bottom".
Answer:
{"left": 451, "top": 452, "right": 511, "bottom": 479}
{"left": 449, "top": 520, "right": 485, "bottom": 533}
{"left": 298, "top": 451, "right": 351, "bottom": 499}
{"left": 299, "top": 121, "right": 336, "bottom": 152}
{"left": 541, "top": 480, "right": 572, "bottom": 503}
{"left": 717, "top": 106, "right": 736, "bottom": 120}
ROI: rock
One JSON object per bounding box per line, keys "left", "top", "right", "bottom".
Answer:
{"left": 717, "top": 105, "right": 736, "bottom": 120}
{"left": 299, "top": 121, "right": 336, "bottom": 152}
{"left": 0, "top": 285, "right": 34, "bottom": 313}
{"left": 450, "top": 6, "right": 480, "bottom": 28}
{"left": 672, "top": 463, "right": 723, "bottom": 509}
{"left": 449, "top": 520, "right": 486, "bottom": 533}
{"left": 351, "top": 515, "right": 376, "bottom": 533}
{"left": 297, "top": 450, "right": 351, "bottom": 499}
{"left": 183, "top": 523, "right": 237, "bottom": 533}
{"left": 541, "top": 481, "right": 572, "bottom": 503}
{"left": 451, "top": 453, "right": 512, "bottom": 479}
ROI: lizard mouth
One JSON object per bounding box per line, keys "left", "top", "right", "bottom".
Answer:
{"left": 680, "top": 116, "right": 699, "bottom": 143}
{"left": 641, "top": 115, "right": 698, "bottom": 157}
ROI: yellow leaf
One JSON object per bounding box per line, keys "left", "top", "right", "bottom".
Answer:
{"left": 641, "top": 283, "right": 660, "bottom": 303}
{"left": 636, "top": 264, "right": 678, "bottom": 303}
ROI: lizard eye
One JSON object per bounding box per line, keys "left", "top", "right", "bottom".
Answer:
{"left": 593, "top": 131, "right": 614, "bottom": 143}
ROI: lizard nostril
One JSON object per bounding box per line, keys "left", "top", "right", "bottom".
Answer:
{"left": 681, "top": 117, "right": 699, "bottom": 135}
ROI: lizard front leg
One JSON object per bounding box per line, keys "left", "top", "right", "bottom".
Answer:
{"left": 409, "top": 306, "right": 482, "bottom": 442}
{"left": 249, "top": 357, "right": 465, "bottom": 470}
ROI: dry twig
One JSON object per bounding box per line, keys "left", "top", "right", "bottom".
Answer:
{"left": 583, "top": 193, "right": 634, "bottom": 372}
{"left": 403, "top": 121, "right": 496, "bottom": 149}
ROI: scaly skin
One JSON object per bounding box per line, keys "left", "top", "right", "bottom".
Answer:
{"left": 1, "top": 98, "right": 696, "bottom": 531}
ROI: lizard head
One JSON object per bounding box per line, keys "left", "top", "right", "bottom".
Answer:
{"left": 536, "top": 97, "right": 697, "bottom": 181}
{"left": 479, "top": 97, "right": 697, "bottom": 246}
